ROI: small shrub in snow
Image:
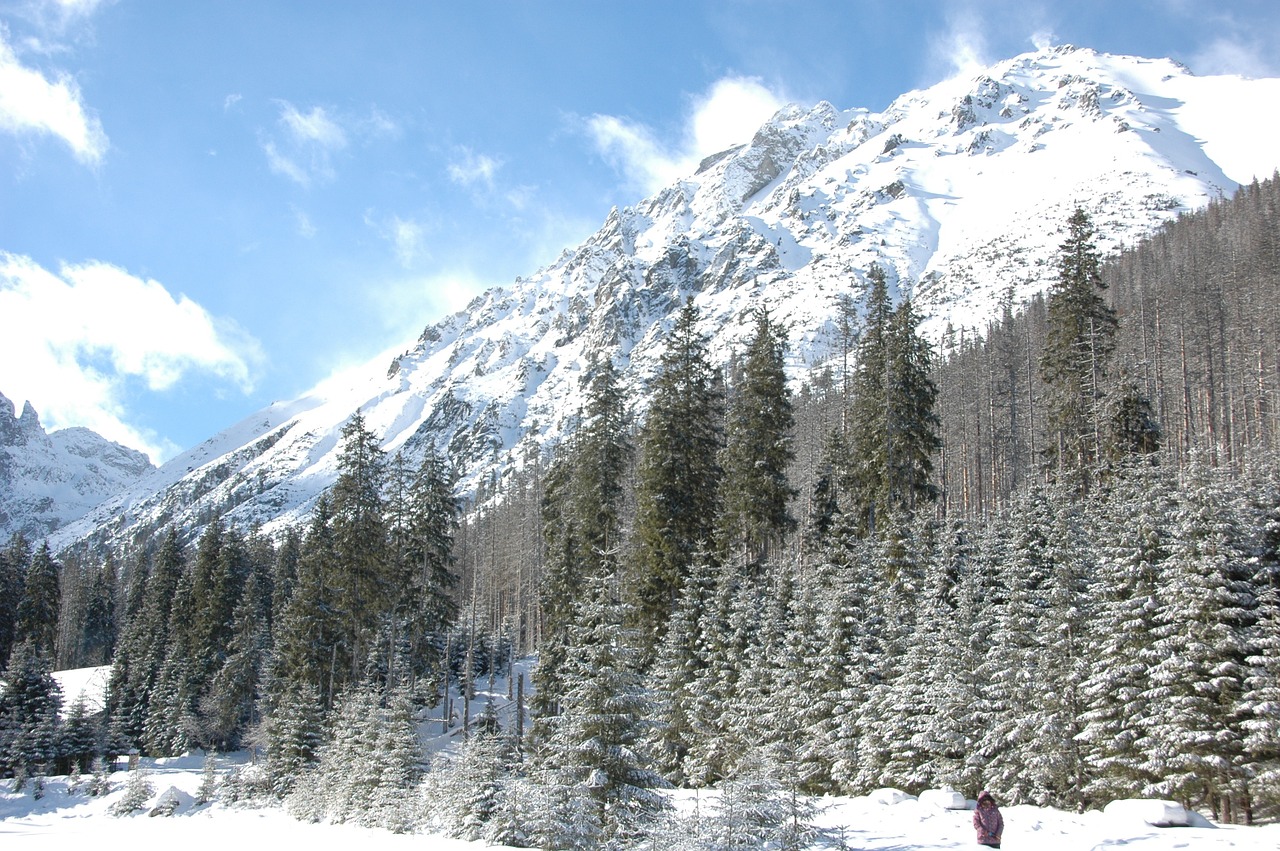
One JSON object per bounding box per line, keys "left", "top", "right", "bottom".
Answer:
{"left": 109, "top": 768, "right": 153, "bottom": 817}
{"left": 218, "top": 762, "right": 273, "bottom": 806}
{"left": 195, "top": 753, "right": 219, "bottom": 804}
{"left": 86, "top": 757, "right": 113, "bottom": 797}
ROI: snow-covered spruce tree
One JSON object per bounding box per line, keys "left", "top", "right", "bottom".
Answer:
{"left": 105, "top": 528, "right": 185, "bottom": 753}
{"left": 921, "top": 516, "right": 988, "bottom": 788}
{"left": 530, "top": 571, "right": 667, "bottom": 846}
{"left": 1241, "top": 464, "right": 1280, "bottom": 820}
{"left": 1076, "top": 464, "right": 1174, "bottom": 803}
{"left": 14, "top": 541, "right": 61, "bottom": 660}
{"left": 0, "top": 639, "right": 62, "bottom": 779}
{"left": 1039, "top": 207, "right": 1117, "bottom": 488}
{"left": 716, "top": 306, "right": 796, "bottom": 573}
{"left": 631, "top": 298, "right": 724, "bottom": 654}
{"left": 826, "top": 532, "right": 884, "bottom": 794}
{"left": 646, "top": 551, "right": 718, "bottom": 784}
{"left": 59, "top": 695, "right": 100, "bottom": 775}
{"left": 979, "top": 486, "right": 1092, "bottom": 807}
{"left": 143, "top": 555, "right": 200, "bottom": 757}
{"left": 424, "top": 724, "right": 519, "bottom": 841}
{"left": 272, "top": 494, "right": 344, "bottom": 711}
{"left": 1243, "top": 569, "right": 1280, "bottom": 819}
{"left": 264, "top": 677, "right": 325, "bottom": 797}
{"left": 853, "top": 516, "right": 926, "bottom": 792}
{"left": 287, "top": 682, "right": 423, "bottom": 830}
{"left": 1024, "top": 496, "right": 1094, "bottom": 809}
{"left": 108, "top": 765, "right": 153, "bottom": 816}
{"left": 199, "top": 560, "right": 270, "bottom": 752}
{"left": 719, "top": 571, "right": 798, "bottom": 783}
{"left": 1139, "top": 460, "right": 1257, "bottom": 818}
{"left": 329, "top": 409, "right": 392, "bottom": 697}
{"left": 708, "top": 746, "right": 816, "bottom": 851}
{"left": 385, "top": 445, "right": 460, "bottom": 690}
{"left": 681, "top": 562, "right": 756, "bottom": 787}
{"left": 0, "top": 533, "right": 30, "bottom": 666}
{"left": 536, "top": 355, "right": 631, "bottom": 714}
{"left": 878, "top": 517, "right": 974, "bottom": 791}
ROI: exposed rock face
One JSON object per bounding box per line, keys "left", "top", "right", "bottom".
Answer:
{"left": 49, "top": 45, "right": 1280, "bottom": 553}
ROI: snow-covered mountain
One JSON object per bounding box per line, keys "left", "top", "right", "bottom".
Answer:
{"left": 49, "top": 45, "right": 1280, "bottom": 552}
{"left": 0, "top": 392, "right": 153, "bottom": 542}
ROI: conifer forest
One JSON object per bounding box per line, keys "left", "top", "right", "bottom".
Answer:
{"left": 3, "top": 176, "right": 1280, "bottom": 846}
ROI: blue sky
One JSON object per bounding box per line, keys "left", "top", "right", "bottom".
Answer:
{"left": 2, "top": 0, "right": 1279, "bottom": 463}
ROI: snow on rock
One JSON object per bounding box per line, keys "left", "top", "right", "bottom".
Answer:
{"left": 919, "top": 787, "right": 968, "bottom": 810}
{"left": 1103, "top": 798, "right": 1193, "bottom": 827}
{"left": 0, "top": 392, "right": 153, "bottom": 541}
{"left": 46, "top": 45, "right": 1280, "bottom": 554}
{"left": 149, "top": 786, "right": 195, "bottom": 818}
{"left": 867, "top": 787, "right": 915, "bottom": 805}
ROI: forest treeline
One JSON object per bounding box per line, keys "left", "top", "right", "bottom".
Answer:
{"left": 1, "top": 175, "right": 1278, "bottom": 845}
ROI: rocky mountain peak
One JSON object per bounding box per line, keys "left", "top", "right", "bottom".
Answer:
{"left": 45, "top": 46, "right": 1280, "bottom": 554}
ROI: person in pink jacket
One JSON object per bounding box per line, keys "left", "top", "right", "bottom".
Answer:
{"left": 973, "top": 789, "right": 1004, "bottom": 848}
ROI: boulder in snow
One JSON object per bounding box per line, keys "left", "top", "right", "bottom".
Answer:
{"left": 919, "top": 788, "right": 968, "bottom": 810}
{"left": 868, "top": 787, "right": 915, "bottom": 805}
{"left": 1103, "top": 799, "right": 1189, "bottom": 827}
{"left": 149, "top": 786, "right": 194, "bottom": 817}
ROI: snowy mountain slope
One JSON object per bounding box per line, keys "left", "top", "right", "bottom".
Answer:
{"left": 49, "top": 45, "right": 1280, "bottom": 552}
{"left": 0, "top": 392, "right": 153, "bottom": 542}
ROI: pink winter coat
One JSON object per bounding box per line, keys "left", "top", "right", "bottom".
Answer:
{"left": 973, "top": 792, "right": 1003, "bottom": 847}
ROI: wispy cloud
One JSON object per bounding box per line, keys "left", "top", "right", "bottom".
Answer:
{"left": 584, "top": 75, "right": 787, "bottom": 195}
{"left": 366, "top": 212, "right": 429, "bottom": 268}
{"left": 1191, "top": 36, "right": 1277, "bottom": 77}
{"left": 261, "top": 101, "right": 349, "bottom": 186}
{"left": 927, "top": 8, "right": 992, "bottom": 81}
{"left": 448, "top": 146, "right": 503, "bottom": 188}
{"left": 0, "top": 26, "right": 108, "bottom": 164}
{"left": 0, "top": 252, "right": 263, "bottom": 461}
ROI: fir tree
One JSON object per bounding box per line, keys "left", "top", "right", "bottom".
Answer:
{"left": 329, "top": 409, "right": 391, "bottom": 689}
{"left": 631, "top": 298, "right": 723, "bottom": 650}
{"left": 272, "top": 495, "right": 343, "bottom": 710}
{"left": 1140, "top": 461, "right": 1256, "bottom": 814}
{"left": 1040, "top": 207, "right": 1118, "bottom": 485}
{"left": 15, "top": 541, "right": 60, "bottom": 658}
{"left": 843, "top": 267, "right": 940, "bottom": 536}
{"left": 536, "top": 356, "right": 631, "bottom": 713}
{"left": 0, "top": 639, "right": 62, "bottom": 777}
{"left": 0, "top": 533, "right": 32, "bottom": 665}
{"left": 532, "top": 572, "right": 667, "bottom": 844}
{"left": 717, "top": 306, "right": 797, "bottom": 572}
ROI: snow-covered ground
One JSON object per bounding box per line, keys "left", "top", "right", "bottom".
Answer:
{"left": 4, "top": 757, "right": 1277, "bottom": 850}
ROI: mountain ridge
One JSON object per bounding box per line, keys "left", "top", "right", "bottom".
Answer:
{"left": 0, "top": 392, "right": 154, "bottom": 541}
{"left": 45, "top": 44, "right": 1280, "bottom": 553}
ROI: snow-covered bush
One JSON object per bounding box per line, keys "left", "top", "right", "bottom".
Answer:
{"left": 108, "top": 768, "right": 153, "bottom": 816}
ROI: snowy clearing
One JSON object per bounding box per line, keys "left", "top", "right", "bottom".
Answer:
{"left": 3, "top": 756, "right": 1277, "bottom": 850}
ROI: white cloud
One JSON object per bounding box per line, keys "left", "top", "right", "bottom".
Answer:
{"left": 0, "top": 252, "right": 262, "bottom": 461}
{"left": 261, "top": 100, "right": 349, "bottom": 186}
{"left": 1031, "top": 30, "right": 1057, "bottom": 51}
{"left": 585, "top": 75, "right": 787, "bottom": 195}
{"left": 929, "top": 10, "right": 992, "bottom": 80}
{"left": 448, "top": 147, "right": 502, "bottom": 188}
{"left": 389, "top": 216, "right": 426, "bottom": 267}
{"left": 279, "top": 102, "right": 346, "bottom": 149}
{"left": 0, "top": 27, "right": 108, "bottom": 164}
{"left": 293, "top": 206, "right": 316, "bottom": 238}
{"left": 223, "top": 92, "right": 242, "bottom": 111}
{"left": 1192, "top": 37, "right": 1277, "bottom": 77}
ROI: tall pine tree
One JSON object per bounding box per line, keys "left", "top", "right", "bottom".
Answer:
{"left": 631, "top": 298, "right": 723, "bottom": 650}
